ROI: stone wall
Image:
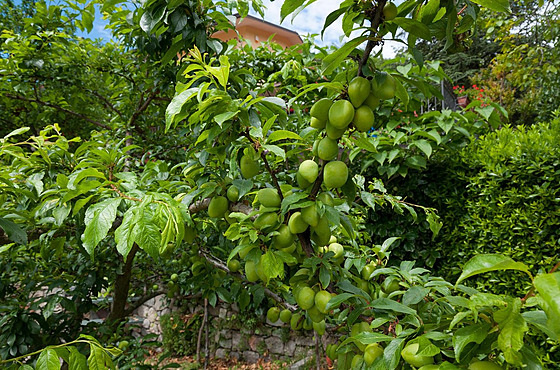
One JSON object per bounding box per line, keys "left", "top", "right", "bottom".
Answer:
{"left": 130, "top": 295, "right": 334, "bottom": 365}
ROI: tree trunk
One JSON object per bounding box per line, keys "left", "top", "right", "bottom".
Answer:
{"left": 107, "top": 244, "right": 139, "bottom": 325}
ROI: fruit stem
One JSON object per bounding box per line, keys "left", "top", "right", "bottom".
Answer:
{"left": 357, "top": 0, "right": 387, "bottom": 77}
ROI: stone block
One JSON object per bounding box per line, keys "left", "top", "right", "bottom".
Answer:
{"left": 215, "top": 348, "right": 227, "bottom": 359}
{"left": 265, "top": 336, "right": 284, "bottom": 354}
{"left": 243, "top": 351, "right": 260, "bottom": 363}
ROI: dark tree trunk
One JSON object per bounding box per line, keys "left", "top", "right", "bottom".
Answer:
{"left": 107, "top": 244, "right": 139, "bottom": 324}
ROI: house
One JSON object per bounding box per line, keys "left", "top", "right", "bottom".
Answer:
{"left": 213, "top": 14, "right": 303, "bottom": 49}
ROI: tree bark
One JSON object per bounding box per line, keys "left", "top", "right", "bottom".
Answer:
{"left": 107, "top": 244, "right": 139, "bottom": 324}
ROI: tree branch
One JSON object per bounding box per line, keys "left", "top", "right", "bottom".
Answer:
{"left": 358, "top": 0, "right": 387, "bottom": 77}
{"left": 5, "top": 94, "right": 111, "bottom": 130}
{"left": 200, "top": 249, "right": 297, "bottom": 311}
{"left": 123, "top": 290, "right": 166, "bottom": 317}
{"left": 86, "top": 89, "right": 125, "bottom": 118}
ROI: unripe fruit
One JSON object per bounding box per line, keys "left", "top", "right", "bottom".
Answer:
{"left": 208, "top": 196, "right": 229, "bottom": 218}
{"left": 372, "top": 71, "right": 396, "bottom": 100}
{"left": 353, "top": 105, "right": 375, "bottom": 132}
{"left": 328, "top": 235, "right": 337, "bottom": 244}
{"left": 267, "top": 307, "right": 281, "bottom": 322}
{"left": 317, "top": 137, "right": 338, "bottom": 161}
{"left": 303, "top": 317, "right": 313, "bottom": 331}
{"left": 311, "top": 216, "right": 331, "bottom": 246}
{"left": 383, "top": 2, "right": 398, "bottom": 20}
{"left": 280, "top": 243, "right": 297, "bottom": 254}
{"left": 254, "top": 212, "right": 278, "bottom": 230}
{"left": 329, "top": 100, "right": 354, "bottom": 129}
{"left": 382, "top": 277, "right": 400, "bottom": 294}
{"left": 314, "top": 290, "right": 332, "bottom": 314}
{"left": 326, "top": 120, "right": 346, "bottom": 139}
{"left": 364, "top": 343, "right": 384, "bottom": 366}
{"left": 185, "top": 226, "right": 196, "bottom": 243}
{"left": 317, "top": 192, "right": 334, "bottom": 206}
{"left": 419, "top": 366, "right": 441, "bottom": 370}
{"left": 274, "top": 224, "right": 295, "bottom": 249}
{"left": 290, "top": 313, "right": 303, "bottom": 330}
{"left": 297, "top": 286, "right": 316, "bottom": 310}
{"left": 468, "top": 361, "right": 504, "bottom": 370}
{"left": 288, "top": 212, "right": 308, "bottom": 234}
{"left": 312, "top": 320, "right": 326, "bottom": 335}
{"left": 301, "top": 204, "right": 319, "bottom": 227}
{"left": 362, "top": 263, "right": 375, "bottom": 280}
{"left": 118, "top": 340, "right": 129, "bottom": 350}
{"left": 352, "top": 354, "right": 364, "bottom": 369}
{"left": 323, "top": 161, "right": 348, "bottom": 189}
{"left": 328, "top": 243, "right": 344, "bottom": 259}
{"left": 152, "top": 284, "right": 159, "bottom": 290}
{"left": 245, "top": 260, "right": 259, "bottom": 282}
{"left": 306, "top": 305, "right": 325, "bottom": 323}
{"left": 227, "top": 259, "right": 241, "bottom": 272}
{"left": 297, "top": 171, "right": 312, "bottom": 189}
{"left": 401, "top": 343, "right": 434, "bottom": 368}
{"left": 310, "top": 117, "right": 326, "bottom": 129}
{"left": 310, "top": 98, "right": 333, "bottom": 122}
{"left": 257, "top": 188, "right": 281, "bottom": 208}
{"left": 298, "top": 160, "right": 319, "bottom": 183}
{"left": 364, "top": 93, "right": 380, "bottom": 110}
{"left": 240, "top": 155, "right": 260, "bottom": 179}
{"left": 227, "top": 185, "right": 239, "bottom": 202}
{"left": 279, "top": 309, "right": 292, "bottom": 323}
{"left": 170, "top": 273, "right": 178, "bottom": 282}
{"left": 348, "top": 76, "right": 371, "bottom": 108}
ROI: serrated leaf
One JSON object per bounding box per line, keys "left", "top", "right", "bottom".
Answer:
{"left": 133, "top": 207, "right": 161, "bottom": 259}
{"left": 82, "top": 198, "right": 121, "bottom": 257}
{"left": 165, "top": 88, "right": 199, "bottom": 130}
{"left": 402, "top": 286, "right": 429, "bottom": 306}
{"left": 36, "top": 348, "right": 61, "bottom": 370}
{"left": 456, "top": 254, "right": 531, "bottom": 285}
{"left": 319, "top": 266, "right": 331, "bottom": 289}
{"left": 383, "top": 337, "right": 406, "bottom": 370}
{"left": 262, "top": 144, "right": 286, "bottom": 160}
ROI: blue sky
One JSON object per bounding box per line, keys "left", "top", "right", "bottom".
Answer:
{"left": 74, "top": 0, "right": 401, "bottom": 58}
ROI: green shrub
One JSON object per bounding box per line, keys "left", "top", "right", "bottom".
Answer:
{"left": 368, "top": 119, "right": 560, "bottom": 295}
{"left": 160, "top": 313, "right": 201, "bottom": 357}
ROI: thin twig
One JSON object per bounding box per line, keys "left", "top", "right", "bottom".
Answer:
{"left": 357, "top": 0, "right": 387, "bottom": 77}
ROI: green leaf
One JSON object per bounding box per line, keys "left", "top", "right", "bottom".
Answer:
{"left": 280, "top": 0, "right": 306, "bottom": 22}
{"left": 134, "top": 207, "right": 161, "bottom": 259}
{"left": 453, "top": 322, "right": 491, "bottom": 363}
{"left": 115, "top": 206, "right": 140, "bottom": 259}
{"left": 325, "top": 292, "right": 355, "bottom": 311}
{"left": 522, "top": 310, "right": 558, "bottom": 340}
{"left": 352, "top": 332, "right": 394, "bottom": 345}
{"left": 456, "top": 254, "right": 532, "bottom": 285}
{"left": 494, "top": 298, "right": 527, "bottom": 365}
{"left": 0, "top": 217, "right": 27, "bottom": 245}
{"left": 426, "top": 210, "right": 442, "bottom": 238}
{"left": 36, "top": 348, "right": 61, "bottom": 370}
{"left": 413, "top": 139, "right": 432, "bottom": 158}
{"left": 394, "top": 76, "right": 409, "bottom": 108}
{"left": 82, "top": 198, "right": 122, "bottom": 257}
{"left": 470, "top": 0, "right": 510, "bottom": 12}
{"left": 87, "top": 345, "right": 113, "bottom": 370}
{"left": 68, "top": 346, "right": 88, "bottom": 370}
{"left": 18, "top": 365, "right": 34, "bottom": 370}
{"left": 371, "top": 298, "right": 416, "bottom": 315}
{"left": 232, "top": 179, "right": 253, "bottom": 198}
{"left": 402, "top": 286, "right": 429, "bottom": 306}
{"left": 165, "top": 88, "right": 199, "bottom": 130}
{"left": 383, "top": 337, "right": 406, "bottom": 370}
{"left": 321, "top": 6, "right": 350, "bottom": 37}
{"left": 140, "top": 6, "right": 165, "bottom": 34}
{"left": 262, "top": 144, "right": 286, "bottom": 160}
{"left": 392, "top": 18, "right": 431, "bottom": 40}
{"left": 214, "top": 111, "right": 239, "bottom": 126}
{"left": 267, "top": 130, "right": 302, "bottom": 143}
{"left": 261, "top": 250, "right": 284, "bottom": 283}
{"left": 3, "top": 127, "right": 30, "bottom": 140}
{"left": 319, "top": 266, "right": 331, "bottom": 289}
{"left": 533, "top": 272, "right": 560, "bottom": 339}
{"left": 322, "top": 36, "right": 368, "bottom": 76}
